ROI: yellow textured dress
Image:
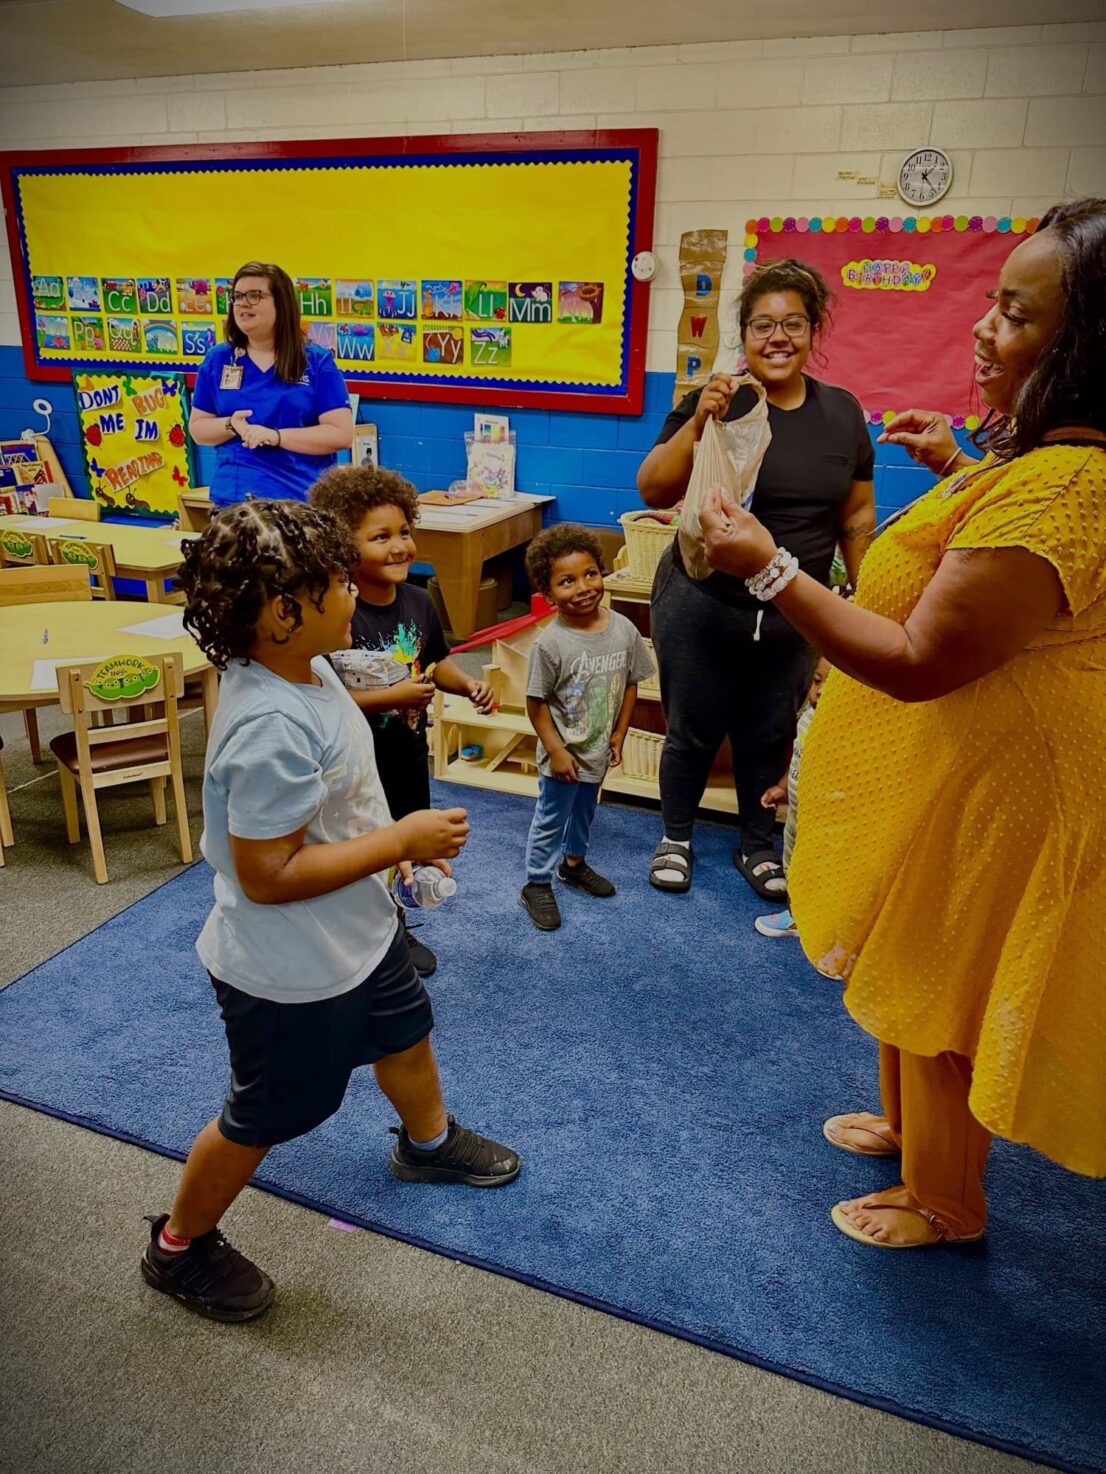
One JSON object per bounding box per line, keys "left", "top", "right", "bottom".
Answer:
{"left": 788, "top": 444, "right": 1106, "bottom": 1178}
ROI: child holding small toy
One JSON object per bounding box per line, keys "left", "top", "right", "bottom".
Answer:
{"left": 141, "top": 501, "right": 519, "bottom": 1325}
{"left": 312, "top": 464, "right": 495, "bottom": 976}
{"left": 520, "top": 525, "right": 654, "bottom": 932}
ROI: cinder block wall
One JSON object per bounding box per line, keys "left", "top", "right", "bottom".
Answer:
{"left": 1, "top": 22, "right": 1103, "bottom": 525}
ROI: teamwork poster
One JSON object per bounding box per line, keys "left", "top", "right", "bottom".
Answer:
{"left": 3, "top": 131, "right": 657, "bottom": 414}
{"left": 744, "top": 212, "right": 1037, "bottom": 428}
{"left": 75, "top": 371, "right": 194, "bottom": 519}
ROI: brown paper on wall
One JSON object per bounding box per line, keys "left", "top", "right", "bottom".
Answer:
{"left": 673, "top": 229, "right": 728, "bottom": 408}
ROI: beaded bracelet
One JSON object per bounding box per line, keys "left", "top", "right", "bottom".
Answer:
{"left": 746, "top": 547, "right": 799, "bottom": 602}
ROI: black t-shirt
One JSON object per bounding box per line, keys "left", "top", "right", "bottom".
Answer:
{"left": 348, "top": 582, "right": 449, "bottom": 768}
{"left": 654, "top": 375, "right": 874, "bottom": 607}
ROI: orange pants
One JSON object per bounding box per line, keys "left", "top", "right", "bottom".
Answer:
{"left": 879, "top": 1043, "right": 993, "bottom": 1238}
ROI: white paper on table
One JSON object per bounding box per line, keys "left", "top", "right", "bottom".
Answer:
{"left": 117, "top": 611, "right": 186, "bottom": 639}
{"left": 5, "top": 517, "right": 79, "bottom": 531}
{"left": 420, "top": 505, "right": 487, "bottom": 521}
{"left": 30, "top": 655, "right": 108, "bottom": 691}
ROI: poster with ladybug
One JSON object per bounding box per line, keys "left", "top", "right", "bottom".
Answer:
{"left": 73, "top": 371, "right": 194, "bottom": 520}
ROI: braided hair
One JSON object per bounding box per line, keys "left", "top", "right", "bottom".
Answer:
{"left": 180, "top": 500, "right": 357, "bottom": 670}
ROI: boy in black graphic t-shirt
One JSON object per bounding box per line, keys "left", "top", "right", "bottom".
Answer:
{"left": 312, "top": 465, "right": 495, "bottom": 975}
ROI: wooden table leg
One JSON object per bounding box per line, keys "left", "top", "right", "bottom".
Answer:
{"left": 427, "top": 533, "right": 483, "bottom": 639}
{"left": 201, "top": 667, "right": 219, "bottom": 732}
{"left": 144, "top": 577, "right": 167, "bottom": 603}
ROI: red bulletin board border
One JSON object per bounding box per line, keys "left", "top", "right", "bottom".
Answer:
{"left": 0, "top": 129, "right": 658, "bottom": 415}
{"left": 744, "top": 209, "right": 1041, "bottom": 430}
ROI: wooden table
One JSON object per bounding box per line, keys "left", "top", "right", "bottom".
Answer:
{"left": 0, "top": 515, "right": 196, "bottom": 603}
{"left": 414, "top": 494, "right": 552, "bottom": 637}
{"left": 177, "top": 488, "right": 212, "bottom": 534}
{"left": 0, "top": 600, "right": 217, "bottom": 728}
{"left": 170, "top": 489, "right": 553, "bottom": 638}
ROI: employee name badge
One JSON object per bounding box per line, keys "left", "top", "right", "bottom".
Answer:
{"left": 219, "top": 363, "right": 244, "bottom": 390}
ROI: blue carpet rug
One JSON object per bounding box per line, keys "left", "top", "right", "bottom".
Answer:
{"left": 2, "top": 782, "right": 1104, "bottom": 1473}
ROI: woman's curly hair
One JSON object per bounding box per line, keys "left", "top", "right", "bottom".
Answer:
{"left": 180, "top": 500, "right": 357, "bottom": 670}
{"left": 975, "top": 196, "right": 1106, "bottom": 460}
{"left": 525, "top": 523, "right": 606, "bottom": 594}
{"left": 740, "top": 257, "right": 834, "bottom": 339}
{"left": 310, "top": 463, "right": 421, "bottom": 532}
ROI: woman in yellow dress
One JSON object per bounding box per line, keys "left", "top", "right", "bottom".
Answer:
{"left": 698, "top": 197, "right": 1106, "bottom": 1248}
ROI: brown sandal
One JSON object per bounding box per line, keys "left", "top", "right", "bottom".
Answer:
{"left": 831, "top": 1195, "right": 985, "bottom": 1250}
{"left": 822, "top": 1112, "right": 899, "bottom": 1157}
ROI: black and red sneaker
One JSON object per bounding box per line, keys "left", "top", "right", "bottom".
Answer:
{"left": 388, "top": 1116, "right": 521, "bottom": 1188}
{"left": 140, "top": 1214, "right": 275, "bottom": 1323}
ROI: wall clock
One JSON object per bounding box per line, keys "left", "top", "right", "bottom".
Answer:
{"left": 897, "top": 148, "right": 953, "bottom": 208}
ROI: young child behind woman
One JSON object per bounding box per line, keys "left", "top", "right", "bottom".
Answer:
{"left": 142, "top": 501, "right": 519, "bottom": 1324}
{"left": 755, "top": 657, "right": 829, "bottom": 938}
{"left": 520, "top": 525, "right": 654, "bottom": 932}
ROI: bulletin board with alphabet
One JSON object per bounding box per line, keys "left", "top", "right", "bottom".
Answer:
{"left": 744, "top": 211, "right": 1040, "bottom": 430}
{"left": 1, "top": 130, "right": 658, "bottom": 414}
{"left": 75, "top": 371, "right": 194, "bottom": 519}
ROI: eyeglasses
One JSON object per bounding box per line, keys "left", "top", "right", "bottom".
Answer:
{"left": 745, "top": 314, "right": 810, "bottom": 340}
{"left": 230, "top": 289, "right": 271, "bottom": 306}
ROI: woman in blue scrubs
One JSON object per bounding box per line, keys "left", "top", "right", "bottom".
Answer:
{"left": 189, "top": 261, "right": 353, "bottom": 508}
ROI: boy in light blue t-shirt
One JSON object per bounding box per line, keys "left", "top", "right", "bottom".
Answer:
{"left": 141, "top": 501, "right": 519, "bottom": 1324}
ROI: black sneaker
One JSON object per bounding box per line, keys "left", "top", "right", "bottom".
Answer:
{"left": 389, "top": 1116, "right": 521, "bottom": 1187}
{"left": 403, "top": 920, "right": 437, "bottom": 977}
{"left": 520, "top": 881, "right": 561, "bottom": 930}
{"left": 140, "top": 1214, "right": 275, "bottom": 1323}
{"left": 557, "top": 860, "right": 616, "bottom": 897}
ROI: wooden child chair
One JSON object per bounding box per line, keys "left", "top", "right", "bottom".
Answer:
{"left": 48, "top": 496, "right": 101, "bottom": 522}
{"left": 0, "top": 737, "right": 13, "bottom": 867}
{"left": 0, "top": 564, "right": 92, "bottom": 763}
{"left": 45, "top": 535, "right": 117, "bottom": 600}
{"left": 0, "top": 527, "right": 47, "bottom": 568}
{"left": 51, "top": 652, "right": 193, "bottom": 884}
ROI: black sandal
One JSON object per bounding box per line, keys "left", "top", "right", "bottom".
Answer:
{"left": 733, "top": 847, "right": 788, "bottom": 902}
{"left": 649, "top": 840, "right": 693, "bottom": 893}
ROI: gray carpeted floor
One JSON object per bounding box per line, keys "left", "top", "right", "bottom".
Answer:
{"left": 0, "top": 705, "right": 1046, "bottom": 1474}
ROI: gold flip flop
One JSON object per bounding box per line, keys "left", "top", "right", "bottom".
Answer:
{"left": 822, "top": 1112, "right": 900, "bottom": 1157}
{"left": 830, "top": 1199, "right": 985, "bottom": 1250}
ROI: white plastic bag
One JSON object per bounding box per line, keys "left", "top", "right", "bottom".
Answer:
{"left": 678, "top": 375, "right": 772, "bottom": 580}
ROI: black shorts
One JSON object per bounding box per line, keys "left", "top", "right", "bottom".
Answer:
{"left": 210, "top": 927, "right": 434, "bottom": 1148}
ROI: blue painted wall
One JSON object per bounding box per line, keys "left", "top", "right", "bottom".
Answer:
{"left": 0, "top": 343, "right": 971, "bottom": 529}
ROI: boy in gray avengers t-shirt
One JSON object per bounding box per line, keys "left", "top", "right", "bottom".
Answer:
{"left": 520, "top": 525, "right": 654, "bottom": 932}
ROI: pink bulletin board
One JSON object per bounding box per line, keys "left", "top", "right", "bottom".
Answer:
{"left": 744, "top": 212, "right": 1042, "bottom": 434}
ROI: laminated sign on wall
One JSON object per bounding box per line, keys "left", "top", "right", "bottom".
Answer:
{"left": 75, "top": 371, "right": 194, "bottom": 520}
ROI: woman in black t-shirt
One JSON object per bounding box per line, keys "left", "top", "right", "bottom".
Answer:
{"left": 637, "top": 258, "right": 874, "bottom": 899}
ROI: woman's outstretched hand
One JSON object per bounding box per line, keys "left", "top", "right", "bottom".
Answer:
{"left": 699, "top": 485, "right": 778, "bottom": 578}
{"left": 877, "top": 409, "right": 960, "bottom": 474}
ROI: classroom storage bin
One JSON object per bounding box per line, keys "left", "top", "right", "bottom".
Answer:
{"left": 621, "top": 727, "right": 665, "bottom": 781}
{"left": 618, "top": 511, "right": 676, "bottom": 583}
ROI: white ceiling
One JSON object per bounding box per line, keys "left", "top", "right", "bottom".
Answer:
{"left": 0, "top": 0, "right": 1101, "bottom": 87}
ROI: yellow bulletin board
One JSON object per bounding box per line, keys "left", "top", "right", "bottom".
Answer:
{"left": 2, "top": 130, "right": 657, "bottom": 414}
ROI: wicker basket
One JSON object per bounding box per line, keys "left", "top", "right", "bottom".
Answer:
{"left": 638, "top": 638, "right": 660, "bottom": 701}
{"left": 621, "top": 727, "right": 665, "bottom": 781}
{"left": 618, "top": 511, "right": 676, "bottom": 584}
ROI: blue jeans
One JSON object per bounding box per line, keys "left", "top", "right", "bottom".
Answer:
{"left": 525, "top": 776, "right": 601, "bottom": 884}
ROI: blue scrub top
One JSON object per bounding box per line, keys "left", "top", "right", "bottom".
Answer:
{"left": 192, "top": 341, "right": 350, "bottom": 507}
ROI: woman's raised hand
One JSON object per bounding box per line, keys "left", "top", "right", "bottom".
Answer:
{"left": 699, "top": 485, "right": 778, "bottom": 579}
{"left": 878, "top": 409, "right": 959, "bottom": 474}
{"left": 692, "top": 375, "right": 738, "bottom": 438}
